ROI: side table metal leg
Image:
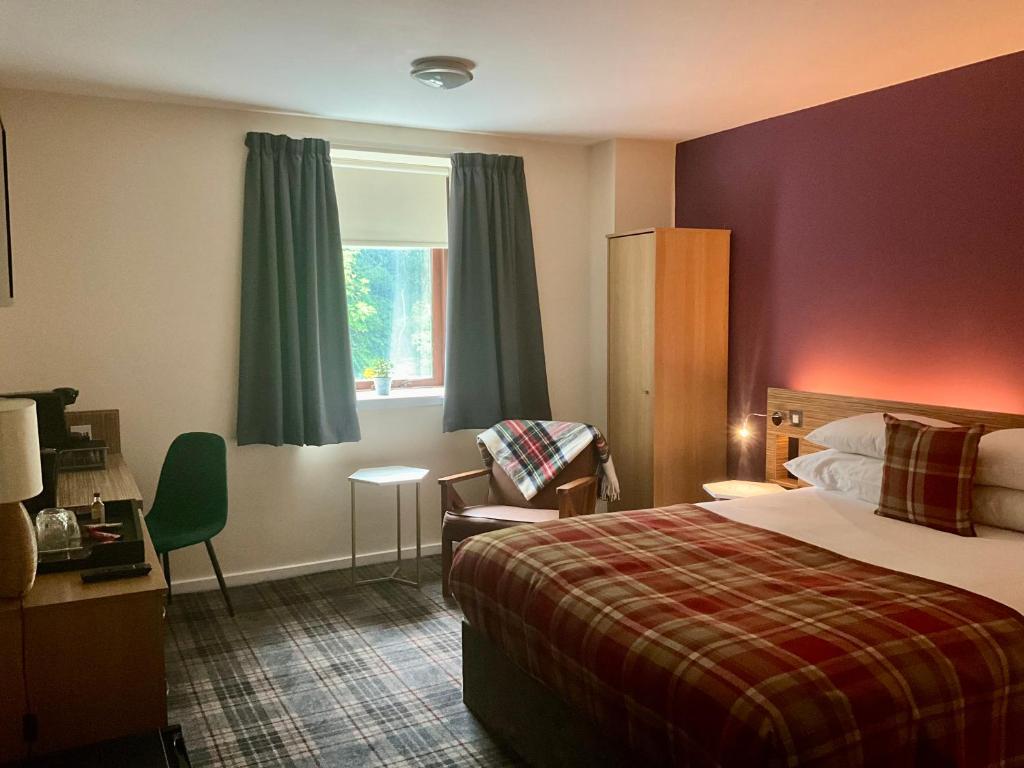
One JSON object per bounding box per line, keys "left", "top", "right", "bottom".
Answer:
{"left": 396, "top": 485, "right": 402, "bottom": 575}
{"left": 411, "top": 483, "right": 419, "bottom": 585}
{"left": 350, "top": 481, "right": 357, "bottom": 586}
{"left": 415, "top": 481, "right": 421, "bottom": 586}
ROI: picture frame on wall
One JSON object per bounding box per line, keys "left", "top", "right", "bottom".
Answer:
{"left": 0, "top": 114, "right": 11, "bottom": 306}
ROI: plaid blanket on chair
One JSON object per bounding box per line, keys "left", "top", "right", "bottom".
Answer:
{"left": 477, "top": 420, "right": 619, "bottom": 502}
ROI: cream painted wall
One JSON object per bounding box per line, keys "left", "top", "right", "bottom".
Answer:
{"left": 586, "top": 138, "right": 676, "bottom": 433}
{"left": 612, "top": 139, "right": 676, "bottom": 232}
{"left": 586, "top": 141, "right": 615, "bottom": 432}
{"left": 0, "top": 88, "right": 595, "bottom": 588}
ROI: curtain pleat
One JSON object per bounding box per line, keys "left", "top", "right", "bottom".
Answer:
{"left": 442, "top": 153, "right": 551, "bottom": 432}
{"left": 237, "top": 133, "right": 361, "bottom": 446}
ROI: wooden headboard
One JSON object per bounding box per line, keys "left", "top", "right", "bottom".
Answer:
{"left": 765, "top": 388, "right": 1024, "bottom": 488}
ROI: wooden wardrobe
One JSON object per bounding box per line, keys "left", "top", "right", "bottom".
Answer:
{"left": 607, "top": 227, "right": 730, "bottom": 511}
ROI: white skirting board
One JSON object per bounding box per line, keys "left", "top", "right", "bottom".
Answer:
{"left": 169, "top": 542, "right": 443, "bottom": 594}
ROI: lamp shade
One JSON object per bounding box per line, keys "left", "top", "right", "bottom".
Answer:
{"left": 0, "top": 398, "right": 42, "bottom": 503}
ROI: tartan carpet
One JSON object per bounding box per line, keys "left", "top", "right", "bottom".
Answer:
{"left": 165, "top": 556, "right": 522, "bottom": 767}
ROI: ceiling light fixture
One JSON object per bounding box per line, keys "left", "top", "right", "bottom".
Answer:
{"left": 410, "top": 57, "right": 475, "bottom": 90}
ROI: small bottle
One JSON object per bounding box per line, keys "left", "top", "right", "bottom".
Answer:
{"left": 91, "top": 492, "right": 106, "bottom": 524}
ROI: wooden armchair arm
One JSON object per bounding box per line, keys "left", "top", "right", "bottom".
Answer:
{"left": 557, "top": 475, "right": 599, "bottom": 519}
{"left": 438, "top": 468, "right": 490, "bottom": 485}
{"left": 439, "top": 467, "right": 491, "bottom": 512}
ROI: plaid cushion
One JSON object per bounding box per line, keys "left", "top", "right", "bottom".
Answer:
{"left": 875, "top": 413, "right": 984, "bottom": 536}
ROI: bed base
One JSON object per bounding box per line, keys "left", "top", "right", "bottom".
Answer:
{"left": 461, "top": 621, "right": 639, "bottom": 768}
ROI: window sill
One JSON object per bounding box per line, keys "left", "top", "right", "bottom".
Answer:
{"left": 356, "top": 386, "right": 444, "bottom": 411}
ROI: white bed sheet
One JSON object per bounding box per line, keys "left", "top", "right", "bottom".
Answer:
{"left": 698, "top": 487, "right": 1024, "bottom": 615}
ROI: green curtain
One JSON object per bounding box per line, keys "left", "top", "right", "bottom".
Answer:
{"left": 443, "top": 153, "right": 551, "bottom": 432}
{"left": 237, "top": 133, "right": 360, "bottom": 446}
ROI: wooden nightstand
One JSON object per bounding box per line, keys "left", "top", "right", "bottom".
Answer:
{"left": 702, "top": 480, "right": 787, "bottom": 501}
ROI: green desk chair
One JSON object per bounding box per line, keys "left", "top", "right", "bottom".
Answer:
{"left": 145, "top": 432, "right": 234, "bottom": 616}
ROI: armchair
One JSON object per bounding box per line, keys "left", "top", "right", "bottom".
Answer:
{"left": 438, "top": 449, "right": 599, "bottom": 598}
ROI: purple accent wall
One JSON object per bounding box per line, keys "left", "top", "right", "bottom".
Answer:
{"left": 675, "top": 52, "right": 1024, "bottom": 478}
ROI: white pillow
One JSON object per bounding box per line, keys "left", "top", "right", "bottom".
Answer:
{"left": 805, "top": 412, "right": 958, "bottom": 459}
{"left": 972, "top": 485, "right": 1024, "bottom": 532}
{"left": 976, "top": 429, "right": 1024, "bottom": 491}
{"left": 783, "top": 449, "right": 883, "bottom": 505}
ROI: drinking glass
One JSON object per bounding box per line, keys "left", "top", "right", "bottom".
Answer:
{"left": 36, "top": 508, "right": 71, "bottom": 552}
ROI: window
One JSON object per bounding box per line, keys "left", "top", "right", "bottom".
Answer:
{"left": 331, "top": 149, "right": 450, "bottom": 389}
{"left": 344, "top": 245, "right": 446, "bottom": 387}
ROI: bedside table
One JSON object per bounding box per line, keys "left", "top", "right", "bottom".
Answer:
{"left": 702, "top": 480, "right": 787, "bottom": 501}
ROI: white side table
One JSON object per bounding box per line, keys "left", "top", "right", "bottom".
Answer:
{"left": 349, "top": 466, "right": 429, "bottom": 587}
{"left": 702, "top": 480, "right": 786, "bottom": 501}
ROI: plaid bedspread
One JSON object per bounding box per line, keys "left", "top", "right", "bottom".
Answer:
{"left": 477, "top": 420, "right": 616, "bottom": 501}
{"left": 451, "top": 505, "right": 1024, "bottom": 767}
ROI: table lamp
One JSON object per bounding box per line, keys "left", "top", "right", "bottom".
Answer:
{"left": 0, "top": 398, "right": 42, "bottom": 598}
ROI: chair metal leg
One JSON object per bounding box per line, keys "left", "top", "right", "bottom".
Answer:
{"left": 204, "top": 540, "right": 234, "bottom": 617}
{"left": 162, "top": 552, "right": 171, "bottom": 604}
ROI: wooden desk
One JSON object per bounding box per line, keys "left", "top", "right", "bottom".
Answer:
{"left": 0, "top": 452, "right": 166, "bottom": 761}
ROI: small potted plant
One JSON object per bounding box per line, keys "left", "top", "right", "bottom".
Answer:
{"left": 367, "top": 359, "right": 394, "bottom": 396}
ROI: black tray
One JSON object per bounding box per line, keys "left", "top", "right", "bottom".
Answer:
{"left": 36, "top": 500, "right": 146, "bottom": 574}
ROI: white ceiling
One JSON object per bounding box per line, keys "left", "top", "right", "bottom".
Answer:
{"left": 0, "top": 1, "right": 1022, "bottom": 142}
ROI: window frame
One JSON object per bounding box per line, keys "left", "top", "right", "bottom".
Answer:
{"left": 352, "top": 247, "right": 447, "bottom": 391}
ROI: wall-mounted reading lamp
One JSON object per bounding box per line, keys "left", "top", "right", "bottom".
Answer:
{"left": 737, "top": 411, "right": 786, "bottom": 439}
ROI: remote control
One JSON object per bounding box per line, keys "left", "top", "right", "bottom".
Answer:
{"left": 81, "top": 562, "right": 153, "bottom": 583}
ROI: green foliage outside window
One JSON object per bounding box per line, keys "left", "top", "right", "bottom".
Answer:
{"left": 343, "top": 247, "right": 433, "bottom": 380}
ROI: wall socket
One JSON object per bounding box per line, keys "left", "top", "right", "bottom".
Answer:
{"left": 789, "top": 410, "right": 804, "bottom": 427}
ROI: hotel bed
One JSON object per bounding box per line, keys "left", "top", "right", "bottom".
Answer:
{"left": 451, "top": 390, "right": 1024, "bottom": 768}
